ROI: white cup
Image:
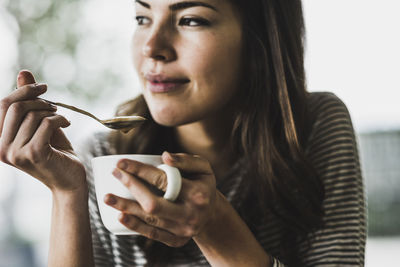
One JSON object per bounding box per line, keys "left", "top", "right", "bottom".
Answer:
{"left": 91, "top": 154, "right": 182, "bottom": 235}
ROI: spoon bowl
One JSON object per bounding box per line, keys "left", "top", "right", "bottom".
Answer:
{"left": 100, "top": 116, "right": 146, "bottom": 130}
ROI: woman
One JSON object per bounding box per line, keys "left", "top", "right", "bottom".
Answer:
{"left": 0, "top": 0, "right": 366, "bottom": 266}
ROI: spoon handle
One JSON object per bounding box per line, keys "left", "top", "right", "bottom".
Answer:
{"left": 39, "top": 98, "right": 102, "bottom": 123}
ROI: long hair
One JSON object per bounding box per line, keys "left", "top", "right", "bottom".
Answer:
{"left": 109, "top": 0, "right": 324, "bottom": 265}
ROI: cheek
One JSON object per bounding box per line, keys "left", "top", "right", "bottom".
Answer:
{"left": 131, "top": 35, "right": 143, "bottom": 74}
{"left": 190, "top": 36, "right": 243, "bottom": 103}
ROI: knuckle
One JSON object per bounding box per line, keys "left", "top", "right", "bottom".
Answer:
{"left": 8, "top": 151, "right": 27, "bottom": 167}
{"left": 41, "top": 116, "right": 53, "bottom": 127}
{"left": 25, "top": 110, "right": 45, "bottom": 123}
{"left": 191, "top": 186, "right": 210, "bottom": 207}
{"left": 144, "top": 214, "right": 158, "bottom": 226}
{"left": 0, "top": 99, "right": 10, "bottom": 112}
{"left": 7, "top": 150, "right": 16, "bottom": 164}
{"left": 143, "top": 200, "right": 159, "bottom": 215}
{"left": 25, "top": 111, "right": 36, "bottom": 121}
{"left": 9, "top": 102, "right": 24, "bottom": 114}
{"left": 154, "top": 172, "right": 168, "bottom": 191}
{"left": 183, "top": 227, "right": 195, "bottom": 238}
{"left": 122, "top": 176, "right": 134, "bottom": 188}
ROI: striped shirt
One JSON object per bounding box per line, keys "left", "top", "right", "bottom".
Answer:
{"left": 78, "top": 92, "right": 366, "bottom": 266}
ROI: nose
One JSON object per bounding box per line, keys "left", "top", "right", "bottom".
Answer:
{"left": 142, "top": 26, "right": 176, "bottom": 62}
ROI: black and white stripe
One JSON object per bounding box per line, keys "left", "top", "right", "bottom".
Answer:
{"left": 78, "top": 92, "right": 366, "bottom": 266}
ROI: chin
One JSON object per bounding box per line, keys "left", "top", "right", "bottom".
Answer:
{"left": 150, "top": 107, "right": 183, "bottom": 127}
{"left": 145, "top": 97, "right": 199, "bottom": 127}
{"left": 150, "top": 107, "right": 198, "bottom": 127}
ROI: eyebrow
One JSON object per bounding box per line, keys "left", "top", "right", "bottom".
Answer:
{"left": 135, "top": 0, "right": 218, "bottom": 12}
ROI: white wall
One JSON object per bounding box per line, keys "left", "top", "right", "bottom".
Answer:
{"left": 304, "top": 0, "right": 400, "bottom": 132}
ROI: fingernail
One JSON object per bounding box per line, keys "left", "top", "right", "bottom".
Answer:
{"left": 117, "top": 160, "right": 127, "bottom": 170}
{"left": 112, "top": 168, "right": 122, "bottom": 179}
{"left": 104, "top": 195, "right": 116, "bottom": 205}
{"left": 164, "top": 151, "right": 176, "bottom": 162}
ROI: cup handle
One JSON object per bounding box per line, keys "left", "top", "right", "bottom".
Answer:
{"left": 157, "top": 164, "right": 182, "bottom": 202}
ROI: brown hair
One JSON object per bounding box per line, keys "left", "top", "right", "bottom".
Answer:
{"left": 109, "top": 0, "right": 324, "bottom": 265}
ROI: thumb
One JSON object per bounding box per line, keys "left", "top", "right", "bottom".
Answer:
{"left": 17, "top": 70, "right": 37, "bottom": 88}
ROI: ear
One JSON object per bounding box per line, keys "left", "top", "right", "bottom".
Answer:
{"left": 17, "top": 70, "right": 37, "bottom": 88}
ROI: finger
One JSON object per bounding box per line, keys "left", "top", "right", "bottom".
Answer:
{"left": 162, "top": 152, "right": 213, "bottom": 175}
{"left": 104, "top": 193, "right": 187, "bottom": 224}
{"left": 104, "top": 195, "right": 185, "bottom": 234}
{"left": 15, "top": 110, "right": 58, "bottom": 147}
{"left": 118, "top": 213, "right": 190, "bottom": 247}
{"left": 0, "top": 84, "right": 47, "bottom": 137}
{"left": 0, "top": 99, "right": 57, "bottom": 144}
{"left": 17, "top": 70, "right": 36, "bottom": 88}
{"left": 117, "top": 159, "right": 169, "bottom": 192}
{"left": 29, "top": 114, "right": 70, "bottom": 148}
{"left": 112, "top": 168, "right": 187, "bottom": 217}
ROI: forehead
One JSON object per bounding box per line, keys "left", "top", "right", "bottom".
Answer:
{"left": 134, "top": 0, "right": 228, "bottom": 12}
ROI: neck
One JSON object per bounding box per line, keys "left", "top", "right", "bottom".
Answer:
{"left": 174, "top": 116, "right": 237, "bottom": 180}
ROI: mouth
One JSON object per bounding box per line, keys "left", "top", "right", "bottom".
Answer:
{"left": 145, "top": 73, "right": 190, "bottom": 93}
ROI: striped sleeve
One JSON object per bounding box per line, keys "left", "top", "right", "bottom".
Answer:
{"left": 299, "top": 93, "right": 366, "bottom": 266}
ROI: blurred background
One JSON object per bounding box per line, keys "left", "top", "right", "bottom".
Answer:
{"left": 0, "top": 0, "right": 399, "bottom": 266}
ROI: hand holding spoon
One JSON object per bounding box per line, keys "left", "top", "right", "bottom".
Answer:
{"left": 39, "top": 98, "right": 146, "bottom": 132}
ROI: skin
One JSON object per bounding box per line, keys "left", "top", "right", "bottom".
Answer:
{"left": 0, "top": 0, "right": 271, "bottom": 266}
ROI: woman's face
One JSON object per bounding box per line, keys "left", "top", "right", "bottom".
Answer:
{"left": 132, "top": 0, "right": 243, "bottom": 126}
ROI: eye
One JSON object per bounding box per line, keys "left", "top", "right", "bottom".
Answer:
{"left": 178, "top": 17, "right": 210, "bottom": 27}
{"left": 135, "top": 16, "right": 151, "bottom": 26}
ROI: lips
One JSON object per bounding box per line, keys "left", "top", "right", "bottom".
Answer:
{"left": 145, "top": 73, "right": 190, "bottom": 93}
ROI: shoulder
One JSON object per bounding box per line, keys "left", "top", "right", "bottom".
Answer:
{"left": 305, "top": 92, "right": 361, "bottom": 181}
{"left": 307, "top": 92, "right": 351, "bottom": 121}
{"left": 304, "top": 92, "right": 360, "bottom": 177}
{"left": 305, "top": 92, "right": 355, "bottom": 148}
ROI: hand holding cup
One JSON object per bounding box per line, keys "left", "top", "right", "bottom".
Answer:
{"left": 93, "top": 151, "right": 219, "bottom": 248}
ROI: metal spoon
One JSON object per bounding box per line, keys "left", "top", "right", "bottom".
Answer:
{"left": 40, "top": 98, "right": 146, "bottom": 132}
